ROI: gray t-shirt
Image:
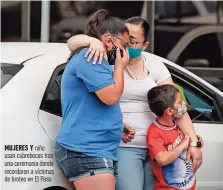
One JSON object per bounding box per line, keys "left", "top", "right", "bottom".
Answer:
{"left": 118, "top": 52, "right": 171, "bottom": 148}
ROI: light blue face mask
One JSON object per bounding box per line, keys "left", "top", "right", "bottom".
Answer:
{"left": 127, "top": 46, "right": 143, "bottom": 60}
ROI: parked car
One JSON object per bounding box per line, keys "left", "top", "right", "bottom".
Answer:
{"left": 165, "top": 25, "right": 223, "bottom": 91}
{"left": 166, "top": 25, "right": 223, "bottom": 67}
{"left": 1, "top": 43, "right": 223, "bottom": 190}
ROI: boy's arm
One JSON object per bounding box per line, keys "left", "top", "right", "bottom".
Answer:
{"left": 155, "top": 136, "right": 189, "bottom": 166}
{"left": 147, "top": 127, "right": 189, "bottom": 167}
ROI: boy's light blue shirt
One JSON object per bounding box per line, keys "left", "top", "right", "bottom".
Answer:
{"left": 56, "top": 48, "right": 123, "bottom": 161}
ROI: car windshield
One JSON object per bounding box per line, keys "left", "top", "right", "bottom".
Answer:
{"left": 1, "top": 63, "right": 23, "bottom": 88}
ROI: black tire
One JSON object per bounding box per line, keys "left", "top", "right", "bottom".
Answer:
{"left": 43, "top": 186, "right": 68, "bottom": 190}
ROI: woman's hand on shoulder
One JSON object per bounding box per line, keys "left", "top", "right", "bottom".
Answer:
{"left": 85, "top": 38, "right": 107, "bottom": 64}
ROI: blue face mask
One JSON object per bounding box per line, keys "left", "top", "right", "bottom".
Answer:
{"left": 127, "top": 46, "right": 143, "bottom": 60}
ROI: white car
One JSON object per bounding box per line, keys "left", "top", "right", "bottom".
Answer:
{"left": 1, "top": 43, "right": 223, "bottom": 190}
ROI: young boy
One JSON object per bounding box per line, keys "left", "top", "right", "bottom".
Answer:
{"left": 147, "top": 84, "right": 201, "bottom": 190}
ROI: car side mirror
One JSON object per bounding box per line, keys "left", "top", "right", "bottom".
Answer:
{"left": 184, "top": 59, "right": 210, "bottom": 67}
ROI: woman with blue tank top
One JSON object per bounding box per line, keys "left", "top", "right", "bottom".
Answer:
{"left": 67, "top": 16, "right": 203, "bottom": 190}
{"left": 55, "top": 9, "right": 130, "bottom": 190}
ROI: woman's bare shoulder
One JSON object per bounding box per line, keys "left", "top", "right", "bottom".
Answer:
{"left": 142, "top": 51, "right": 166, "bottom": 70}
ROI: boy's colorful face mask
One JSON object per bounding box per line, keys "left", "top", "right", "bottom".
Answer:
{"left": 173, "top": 101, "right": 187, "bottom": 118}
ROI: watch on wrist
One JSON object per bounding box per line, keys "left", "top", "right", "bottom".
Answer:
{"left": 190, "top": 141, "right": 202, "bottom": 148}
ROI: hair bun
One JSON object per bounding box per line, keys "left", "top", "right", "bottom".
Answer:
{"left": 95, "top": 9, "right": 110, "bottom": 23}
{"left": 84, "top": 9, "right": 111, "bottom": 37}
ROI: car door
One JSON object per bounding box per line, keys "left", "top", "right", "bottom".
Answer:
{"left": 166, "top": 63, "right": 223, "bottom": 190}
{"left": 38, "top": 63, "right": 74, "bottom": 190}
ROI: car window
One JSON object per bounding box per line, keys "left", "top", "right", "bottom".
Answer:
{"left": 1, "top": 63, "right": 24, "bottom": 88}
{"left": 203, "top": 1, "right": 217, "bottom": 13}
{"left": 40, "top": 71, "right": 63, "bottom": 117}
{"left": 42, "top": 64, "right": 222, "bottom": 122}
{"left": 155, "top": 1, "right": 198, "bottom": 19}
{"left": 155, "top": 1, "right": 177, "bottom": 19}
{"left": 180, "top": 1, "right": 198, "bottom": 17}
{"left": 173, "top": 79, "right": 221, "bottom": 122}
{"left": 176, "top": 33, "right": 223, "bottom": 68}
{"left": 217, "top": 33, "right": 223, "bottom": 67}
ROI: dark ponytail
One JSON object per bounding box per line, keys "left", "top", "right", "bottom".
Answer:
{"left": 125, "top": 16, "right": 150, "bottom": 41}
{"left": 68, "top": 9, "right": 128, "bottom": 61}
